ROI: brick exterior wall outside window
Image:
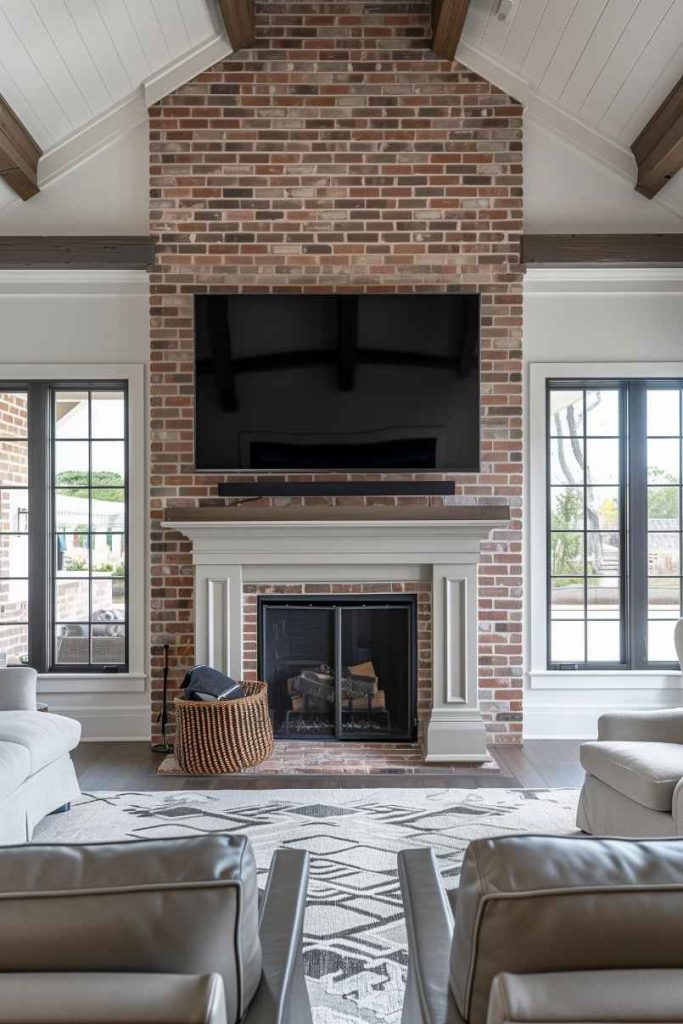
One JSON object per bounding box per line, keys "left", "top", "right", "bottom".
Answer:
{"left": 149, "top": 0, "right": 524, "bottom": 746}
{"left": 0, "top": 392, "right": 29, "bottom": 661}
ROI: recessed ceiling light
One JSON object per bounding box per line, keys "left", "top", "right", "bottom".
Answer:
{"left": 497, "top": 0, "right": 514, "bottom": 20}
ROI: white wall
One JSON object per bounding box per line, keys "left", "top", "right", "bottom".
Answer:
{"left": 524, "top": 118, "right": 683, "bottom": 233}
{"left": 0, "top": 271, "right": 150, "bottom": 740}
{"left": 0, "top": 122, "right": 148, "bottom": 235}
{"left": 524, "top": 270, "right": 683, "bottom": 739}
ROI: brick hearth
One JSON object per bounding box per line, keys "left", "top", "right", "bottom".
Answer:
{"left": 159, "top": 741, "right": 501, "bottom": 777}
{"left": 149, "top": 0, "right": 524, "bottom": 747}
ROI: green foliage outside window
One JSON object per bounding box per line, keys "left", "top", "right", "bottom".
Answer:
{"left": 56, "top": 471, "right": 124, "bottom": 501}
{"left": 647, "top": 468, "right": 678, "bottom": 519}
{"left": 551, "top": 488, "right": 583, "bottom": 579}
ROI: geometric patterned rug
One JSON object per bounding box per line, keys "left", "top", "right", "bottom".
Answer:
{"left": 35, "top": 787, "right": 580, "bottom": 1024}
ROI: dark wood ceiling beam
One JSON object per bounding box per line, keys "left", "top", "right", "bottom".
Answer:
{"left": 522, "top": 234, "right": 683, "bottom": 268}
{"left": 431, "top": 0, "right": 472, "bottom": 60}
{"left": 0, "top": 237, "right": 156, "bottom": 270}
{"left": 631, "top": 74, "right": 683, "bottom": 198}
{"left": 0, "top": 95, "right": 41, "bottom": 201}
{"left": 218, "top": 0, "right": 255, "bottom": 53}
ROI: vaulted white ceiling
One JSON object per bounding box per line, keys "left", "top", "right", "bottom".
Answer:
{"left": 0, "top": 0, "right": 682, "bottom": 225}
{"left": 0, "top": 0, "right": 218, "bottom": 148}
{"left": 0, "top": 0, "right": 229, "bottom": 216}
{"left": 461, "top": 0, "right": 683, "bottom": 219}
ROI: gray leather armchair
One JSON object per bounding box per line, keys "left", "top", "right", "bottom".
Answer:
{"left": 0, "top": 834, "right": 311, "bottom": 1024}
{"left": 399, "top": 834, "right": 683, "bottom": 1024}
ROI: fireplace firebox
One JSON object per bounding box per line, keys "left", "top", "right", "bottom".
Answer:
{"left": 258, "top": 595, "right": 417, "bottom": 741}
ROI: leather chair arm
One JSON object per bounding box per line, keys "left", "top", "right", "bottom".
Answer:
{"left": 597, "top": 707, "right": 683, "bottom": 743}
{"left": 398, "top": 848, "right": 463, "bottom": 1024}
{"left": 243, "top": 848, "right": 311, "bottom": 1024}
{"left": 0, "top": 972, "right": 227, "bottom": 1024}
{"left": 487, "top": 969, "right": 683, "bottom": 1024}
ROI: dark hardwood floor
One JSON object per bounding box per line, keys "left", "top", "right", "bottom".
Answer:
{"left": 72, "top": 740, "right": 586, "bottom": 791}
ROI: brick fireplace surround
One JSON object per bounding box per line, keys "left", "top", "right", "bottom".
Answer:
{"left": 149, "top": 0, "right": 524, "bottom": 754}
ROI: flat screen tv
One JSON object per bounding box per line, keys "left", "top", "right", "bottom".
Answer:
{"left": 194, "top": 293, "right": 480, "bottom": 472}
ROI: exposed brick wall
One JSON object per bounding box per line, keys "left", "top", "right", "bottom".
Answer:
{"left": 149, "top": 0, "right": 524, "bottom": 746}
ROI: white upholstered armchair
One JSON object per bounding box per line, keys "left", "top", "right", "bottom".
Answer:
{"left": 577, "top": 619, "right": 683, "bottom": 836}
{"left": 577, "top": 708, "right": 683, "bottom": 836}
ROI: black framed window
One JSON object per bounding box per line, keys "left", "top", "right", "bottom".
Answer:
{"left": 0, "top": 382, "right": 128, "bottom": 673}
{"left": 547, "top": 379, "right": 683, "bottom": 670}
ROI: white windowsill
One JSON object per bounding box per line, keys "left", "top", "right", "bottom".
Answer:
{"left": 37, "top": 673, "right": 147, "bottom": 694}
{"left": 528, "top": 670, "right": 683, "bottom": 690}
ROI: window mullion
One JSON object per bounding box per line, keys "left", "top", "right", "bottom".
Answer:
{"left": 628, "top": 381, "right": 649, "bottom": 669}
{"left": 27, "top": 384, "right": 50, "bottom": 673}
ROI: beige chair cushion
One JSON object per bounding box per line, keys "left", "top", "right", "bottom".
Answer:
{"left": 581, "top": 740, "right": 683, "bottom": 811}
{"left": 0, "top": 836, "right": 261, "bottom": 1024}
{"left": 0, "top": 712, "right": 80, "bottom": 774}
{"left": 450, "top": 834, "right": 683, "bottom": 1024}
{"left": 0, "top": 741, "right": 30, "bottom": 800}
{"left": 487, "top": 969, "right": 683, "bottom": 1024}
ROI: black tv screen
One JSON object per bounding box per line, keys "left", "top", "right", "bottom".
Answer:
{"left": 194, "top": 293, "right": 480, "bottom": 472}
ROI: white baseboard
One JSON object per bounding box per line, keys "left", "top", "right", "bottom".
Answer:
{"left": 524, "top": 703, "right": 675, "bottom": 740}
{"left": 46, "top": 703, "right": 149, "bottom": 741}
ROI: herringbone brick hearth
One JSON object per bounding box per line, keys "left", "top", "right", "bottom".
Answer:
{"left": 158, "top": 740, "right": 501, "bottom": 777}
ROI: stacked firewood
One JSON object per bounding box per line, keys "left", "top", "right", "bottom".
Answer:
{"left": 288, "top": 660, "right": 385, "bottom": 712}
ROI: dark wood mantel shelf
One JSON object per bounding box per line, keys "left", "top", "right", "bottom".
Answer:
{"left": 162, "top": 504, "right": 510, "bottom": 524}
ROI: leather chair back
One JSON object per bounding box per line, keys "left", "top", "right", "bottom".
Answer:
{"left": 0, "top": 835, "right": 261, "bottom": 1024}
{"left": 450, "top": 834, "right": 683, "bottom": 1024}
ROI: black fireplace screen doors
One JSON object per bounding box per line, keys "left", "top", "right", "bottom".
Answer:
{"left": 258, "top": 595, "right": 417, "bottom": 742}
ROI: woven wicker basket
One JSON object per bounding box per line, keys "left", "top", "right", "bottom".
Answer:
{"left": 173, "top": 681, "right": 274, "bottom": 774}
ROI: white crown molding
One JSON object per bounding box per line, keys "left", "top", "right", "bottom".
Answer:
{"left": 457, "top": 41, "right": 683, "bottom": 225}
{"left": 0, "top": 269, "right": 149, "bottom": 295}
{"left": 38, "top": 93, "right": 147, "bottom": 190}
{"left": 524, "top": 267, "right": 683, "bottom": 294}
{"left": 26, "top": 33, "right": 233, "bottom": 197}
{"left": 144, "top": 34, "right": 232, "bottom": 107}
{"left": 457, "top": 42, "right": 634, "bottom": 176}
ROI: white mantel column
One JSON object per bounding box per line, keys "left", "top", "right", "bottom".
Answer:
{"left": 424, "top": 561, "right": 488, "bottom": 762}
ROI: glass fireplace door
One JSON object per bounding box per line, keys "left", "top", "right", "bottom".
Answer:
{"left": 337, "top": 605, "right": 412, "bottom": 739}
{"left": 259, "top": 596, "right": 416, "bottom": 742}
{"left": 261, "top": 604, "right": 336, "bottom": 738}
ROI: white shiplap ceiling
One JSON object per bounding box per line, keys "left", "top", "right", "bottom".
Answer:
{"left": 0, "top": 0, "right": 219, "bottom": 147}
{"left": 461, "top": 0, "right": 683, "bottom": 218}
{"left": 0, "top": 0, "right": 683, "bottom": 222}
{"left": 0, "top": 0, "right": 229, "bottom": 214}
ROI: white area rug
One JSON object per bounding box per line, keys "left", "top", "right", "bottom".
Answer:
{"left": 36, "top": 787, "right": 580, "bottom": 1024}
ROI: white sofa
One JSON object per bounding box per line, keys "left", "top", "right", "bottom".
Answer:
{"left": 0, "top": 668, "right": 81, "bottom": 844}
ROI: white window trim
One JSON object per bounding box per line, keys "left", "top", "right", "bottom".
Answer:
{"left": 527, "top": 361, "right": 683, "bottom": 692}
{"left": 0, "top": 363, "right": 146, "bottom": 694}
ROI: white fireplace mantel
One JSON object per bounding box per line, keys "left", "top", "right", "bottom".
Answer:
{"left": 163, "top": 511, "right": 507, "bottom": 762}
